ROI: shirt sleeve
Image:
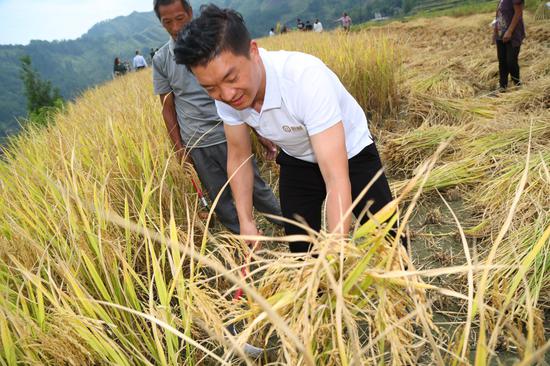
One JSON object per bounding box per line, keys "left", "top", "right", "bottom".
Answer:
{"left": 296, "top": 66, "right": 343, "bottom": 136}
{"left": 152, "top": 55, "right": 171, "bottom": 95}
{"left": 215, "top": 100, "right": 244, "bottom": 125}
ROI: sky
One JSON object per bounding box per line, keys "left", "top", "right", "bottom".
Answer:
{"left": 0, "top": 0, "right": 154, "bottom": 45}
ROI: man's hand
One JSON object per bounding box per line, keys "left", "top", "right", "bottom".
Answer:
{"left": 503, "top": 3, "right": 523, "bottom": 44}
{"left": 240, "top": 219, "right": 262, "bottom": 250}
{"left": 256, "top": 135, "right": 278, "bottom": 161}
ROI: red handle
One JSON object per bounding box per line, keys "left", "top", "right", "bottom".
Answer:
{"left": 190, "top": 177, "right": 203, "bottom": 197}
{"left": 190, "top": 177, "right": 209, "bottom": 210}
{"left": 233, "top": 266, "right": 248, "bottom": 301}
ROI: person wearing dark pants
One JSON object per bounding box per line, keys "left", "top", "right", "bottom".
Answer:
{"left": 494, "top": 0, "right": 525, "bottom": 90}
{"left": 496, "top": 40, "right": 521, "bottom": 88}
{"left": 152, "top": 0, "right": 281, "bottom": 234}
{"left": 278, "top": 144, "right": 393, "bottom": 253}
{"left": 173, "top": 5, "right": 396, "bottom": 253}
{"left": 189, "top": 142, "right": 280, "bottom": 233}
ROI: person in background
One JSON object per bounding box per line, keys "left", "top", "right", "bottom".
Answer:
{"left": 313, "top": 18, "right": 323, "bottom": 33}
{"left": 152, "top": 0, "right": 281, "bottom": 233}
{"left": 113, "top": 57, "right": 127, "bottom": 77}
{"left": 296, "top": 18, "right": 304, "bottom": 31}
{"left": 150, "top": 48, "right": 157, "bottom": 63}
{"left": 269, "top": 28, "right": 275, "bottom": 37}
{"left": 174, "top": 5, "right": 396, "bottom": 253}
{"left": 336, "top": 12, "right": 352, "bottom": 32}
{"left": 133, "top": 50, "right": 148, "bottom": 70}
{"left": 494, "top": 0, "right": 525, "bottom": 90}
{"left": 305, "top": 20, "right": 313, "bottom": 31}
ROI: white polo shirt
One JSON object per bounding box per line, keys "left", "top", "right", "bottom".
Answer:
{"left": 216, "top": 48, "right": 373, "bottom": 163}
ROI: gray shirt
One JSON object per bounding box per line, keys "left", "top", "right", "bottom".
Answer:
{"left": 152, "top": 39, "right": 226, "bottom": 148}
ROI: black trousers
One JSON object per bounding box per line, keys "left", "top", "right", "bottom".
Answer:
{"left": 496, "top": 40, "right": 521, "bottom": 89}
{"left": 276, "top": 143, "right": 394, "bottom": 253}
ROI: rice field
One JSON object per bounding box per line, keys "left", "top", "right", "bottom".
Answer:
{"left": 0, "top": 9, "right": 549, "bottom": 366}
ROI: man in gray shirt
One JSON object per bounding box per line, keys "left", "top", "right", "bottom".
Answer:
{"left": 152, "top": 0, "right": 281, "bottom": 233}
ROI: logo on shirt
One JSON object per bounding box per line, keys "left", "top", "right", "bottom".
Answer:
{"left": 282, "top": 125, "right": 304, "bottom": 133}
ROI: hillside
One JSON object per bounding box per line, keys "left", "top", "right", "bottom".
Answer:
{"left": 0, "top": 11, "right": 167, "bottom": 141}
{"left": 0, "top": 0, "right": 516, "bottom": 141}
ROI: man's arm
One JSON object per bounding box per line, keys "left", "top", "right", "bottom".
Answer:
{"left": 224, "top": 123, "right": 257, "bottom": 237}
{"left": 159, "top": 92, "right": 189, "bottom": 164}
{"left": 310, "top": 122, "right": 352, "bottom": 235}
{"left": 503, "top": 3, "right": 523, "bottom": 43}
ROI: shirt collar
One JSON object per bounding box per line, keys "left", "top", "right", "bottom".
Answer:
{"left": 259, "top": 48, "right": 282, "bottom": 112}
{"left": 169, "top": 38, "right": 175, "bottom": 56}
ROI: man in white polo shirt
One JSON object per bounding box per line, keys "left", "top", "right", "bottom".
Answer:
{"left": 133, "top": 50, "right": 148, "bottom": 70}
{"left": 174, "top": 5, "right": 395, "bottom": 252}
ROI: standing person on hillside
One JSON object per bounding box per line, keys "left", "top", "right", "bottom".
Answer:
{"left": 335, "top": 12, "right": 352, "bottom": 32}
{"left": 133, "top": 50, "right": 148, "bottom": 70}
{"left": 494, "top": 0, "right": 525, "bottom": 90}
{"left": 313, "top": 18, "right": 323, "bottom": 33}
{"left": 152, "top": 0, "right": 281, "bottom": 234}
{"left": 296, "top": 18, "right": 305, "bottom": 31}
{"left": 269, "top": 28, "right": 275, "bottom": 37}
{"left": 174, "top": 5, "right": 396, "bottom": 253}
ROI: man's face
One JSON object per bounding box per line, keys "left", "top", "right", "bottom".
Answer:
{"left": 191, "top": 41, "right": 263, "bottom": 111}
{"left": 158, "top": 1, "right": 193, "bottom": 39}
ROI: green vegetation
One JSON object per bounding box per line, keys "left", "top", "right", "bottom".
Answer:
{"left": 407, "top": 0, "right": 541, "bottom": 18}
{"left": 412, "top": 0, "right": 495, "bottom": 18}
{"left": 0, "top": 11, "right": 168, "bottom": 141}
{"left": 2, "top": 0, "right": 540, "bottom": 142}
{"left": 1, "top": 11, "right": 549, "bottom": 365}
{"left": 19, "top": 55, "right": 64, "bottom": 127}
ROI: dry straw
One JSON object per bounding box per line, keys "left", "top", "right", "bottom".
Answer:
{"left": 1, "top": 10, "right": 549, "bottom": 365}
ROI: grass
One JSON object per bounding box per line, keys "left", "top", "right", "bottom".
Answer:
{"left": 1, "top": 10, "right": 549, "bottom": 366}
{"left": 414, "top": 1, "right": 495, "bottom": 18}
{"left": 258, "top": 31, "right": 401, "bottom": 122}
{"left": 535, "top": 0, "right": 550, "bottom": 19}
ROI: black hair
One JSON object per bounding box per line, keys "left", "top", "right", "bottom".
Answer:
{"left": 153, "top": 0, "right": 191, "bottom": 19}
{"left": 173, "top": 4, "right": 251, "bottom": 70}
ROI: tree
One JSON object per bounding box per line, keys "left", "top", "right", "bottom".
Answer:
{"left": 19, "top": 55, "right": 63, "bottom": 126}
{"left": 403, "top": 0, "right": 417, "bottom": 14}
